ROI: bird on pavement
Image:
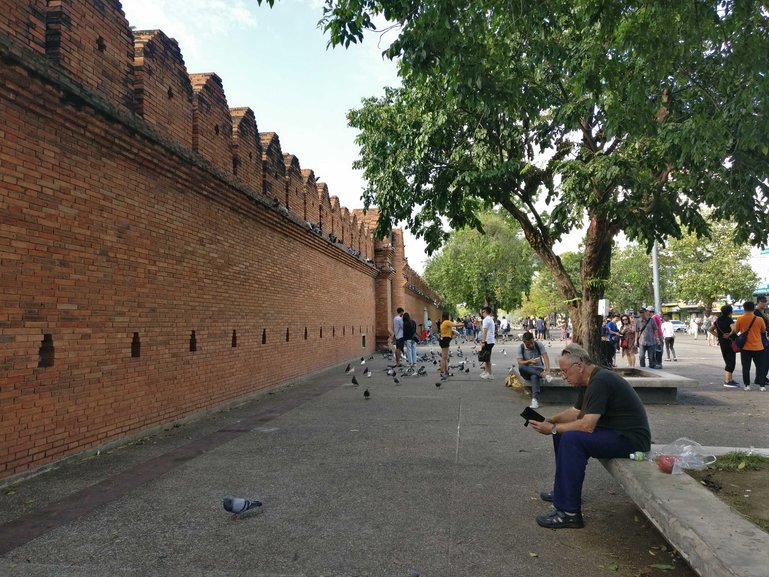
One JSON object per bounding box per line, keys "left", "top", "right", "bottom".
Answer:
{"left": 223, "top": 497, "right": 262, "bottom": 520}
{"left": 352, "top": 376, "right": 359, "bottom": 386}
{"left": 435, "top": 381, "right": 442, "bottom": 388}
{"left": 360, "top": 357, "right": 366, "bottom": 365}
{"left": 365, "top": 367, "right": 372, "bottom": 377}
{"left": 417, "top": 366, "right": 427, "bottom": 376}
{"left": 345, "top": 364, "right": 354, "bottom": 374}
{"left": 394, "top": 377, "right": 400, "bottom": 385}
{"left": 364, "top": 389, "right": 370, "bottom": 399}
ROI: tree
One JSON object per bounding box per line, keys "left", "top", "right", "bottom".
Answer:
{"left": 662, "top": 221, "right": 760, "bottom": 314}
{"left": 605, "top": 243, "right": 657, "bottom": 313}
{"left": 423, "top": 211, "right": 536, "bottom": 314}
{"left": 258, "top": 1, "right": 769, "bottom": 358}
{"left": 520, "top": 252, "right": 581, "bottom": 321}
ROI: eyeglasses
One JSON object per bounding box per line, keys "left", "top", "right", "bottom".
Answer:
{"left": 563, "top": 361, "right": 582, "bottom": 377}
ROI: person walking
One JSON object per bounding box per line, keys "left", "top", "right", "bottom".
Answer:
{"left": 710, "top": 304, "right": 738, "bottom": 388}
{"left": 527, "top": 344, "right": 651, "bottom": 529}
{"left": 734, "top": 301, "right": 766, "bottom": 391}
{"left": 661, "top": 315, "right": 678, "bottom": 362}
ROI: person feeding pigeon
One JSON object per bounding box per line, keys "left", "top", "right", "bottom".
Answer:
{"left": 439, "top": 311, "right": 464, "bottom": 379}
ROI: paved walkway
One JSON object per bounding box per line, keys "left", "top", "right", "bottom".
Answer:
{"left": 1, "top": 337, "right": 766, "bottom": 576}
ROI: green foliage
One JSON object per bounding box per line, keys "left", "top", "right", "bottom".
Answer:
{"left": 605, "top": 243, "right": 656, "bottom": 312}
{"left": 259, "top": 0, "right": 769, "bottom": 348}
{"left": 423, "top": 211, "right": 536, "bottom": 312}
{"left": 520, "top": 252, "right": 582, "bottom": 318}
{"left": 662, "top": 221, "right": 760, "bottom": 308}
{"left": 711, "top": 452, "right": 769, "bottom": 472}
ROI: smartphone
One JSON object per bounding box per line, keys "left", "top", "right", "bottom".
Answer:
{"left": 520, "top": 406, "right": 545, "bottom": 426}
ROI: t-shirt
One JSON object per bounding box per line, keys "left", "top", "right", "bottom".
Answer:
{"left": 661, "top": 321, "right": 675, "bottom": 338}
{"left": 734, "top": 313, "right": 766, "bottom": 351}
{"left": 574, "top": 368, "right": 651, "bottom": 451}
{"left": 482, "top": 315, "right": 496, "bottom": 344}
{"left": 440, "top": 320, "right": 455, "bottom": 338}
{"left": 393, "top": 315, "right": 404, "bottom": 339}
{"left": 517, "top": 341, "right": 545, "bottom": 367}
{"left": 714, "top": 314, "right": 734, "bottom": 340}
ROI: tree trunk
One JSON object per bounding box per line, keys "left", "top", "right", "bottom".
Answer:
{"left": 577, "top": 214, "right": 616, "bottom": 361}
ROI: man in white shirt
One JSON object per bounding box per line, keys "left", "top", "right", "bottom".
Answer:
{"left": 480, "top": 306, "right": 496, "bottom": 379}
{"left": 392, "top": 307, "right": 404, "bottom": 367}
{"left": 661, "top": 315, "right": 678, "bottom": 362}
{"left": 500, "top": 316, "right": 510, "bottom": 341}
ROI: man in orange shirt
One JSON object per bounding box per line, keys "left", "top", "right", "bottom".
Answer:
{"left": 734, "top": 301, "right": 767, "bottom": 391}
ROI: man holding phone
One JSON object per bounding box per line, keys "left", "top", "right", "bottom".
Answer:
{"left": 527, "top": 343, "right": 651, "bottom": 529}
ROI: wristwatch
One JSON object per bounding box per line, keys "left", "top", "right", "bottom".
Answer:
{"left": 551, "top": 424, "right": 558, "bottom": 435}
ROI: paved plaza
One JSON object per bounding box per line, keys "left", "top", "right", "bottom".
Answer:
{"left": 1, "top": 336, "right": 767, "bottom": 577}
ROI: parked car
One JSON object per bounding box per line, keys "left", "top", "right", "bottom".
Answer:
{"left": 669, "top": 320, "right": 687, "bottom": 333}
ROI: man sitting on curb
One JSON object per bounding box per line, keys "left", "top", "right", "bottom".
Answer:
{"left": 516, "top": 332, "right": 551, "bottom": 409}
{"left": 527, "top": 343, "right": 651, "bottom": 529}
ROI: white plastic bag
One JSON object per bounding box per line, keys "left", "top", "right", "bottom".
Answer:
{"left": 656, "top": 437, "right": 717, "bottom": 475}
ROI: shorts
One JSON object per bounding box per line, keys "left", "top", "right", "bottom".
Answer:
{"left": 483, "top": 342, "right": 494, "bottom": 354}
{"left": 395, "top": 338, "right": 405, "bottom": 351}
{"left": 439, "top": 337, "right": 452, "bottom": 349}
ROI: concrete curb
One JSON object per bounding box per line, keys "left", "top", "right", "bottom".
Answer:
{"left": 602, "top": 446, "right": 769, "bottom": 577}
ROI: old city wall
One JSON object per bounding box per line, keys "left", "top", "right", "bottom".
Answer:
{"left": 0, "top": 0, "right": 398, "bottom": 480}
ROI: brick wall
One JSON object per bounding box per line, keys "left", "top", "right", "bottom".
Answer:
{"left": 0, "top": 2, "right": 439, "bottom": 480}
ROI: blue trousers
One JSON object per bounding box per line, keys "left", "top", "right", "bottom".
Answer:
{"left": 552, "top": 429, "right": 634, "bottom": 513}
{"left": 519, "top": 365, "right": 543, "bottom": 399}
{"left": 638, "top": 343, "right": 656, "bottom": 368}
{"left": 405, "top": 339, "right": 417, "bottom": 365}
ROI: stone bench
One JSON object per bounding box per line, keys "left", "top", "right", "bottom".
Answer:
{"left": 526, "top": 368, "right": 698, "bottom": 404}
{"left": 600, "top": 446, "right": 769, "bottom": 577}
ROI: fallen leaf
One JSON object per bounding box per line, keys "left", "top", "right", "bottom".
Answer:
{"left": 608, "top": 562, "right": 619, "bottom": 571}
{"left": 23, "top": 498, "right": 35, "bottom": 505}
{"left": 649, "top": 564, "right": 675, "bottom": 571}
{"left": 4, "top": 489, "right": 16, "bottom": 496}
{"left": 648, "top": 549, "right": 657, "bottom": 556}
{"left": 528, "top": 552, "right": 538, "bottom": 557}
{"left": 738, "top": 461, "right": 746, "bottom": 470}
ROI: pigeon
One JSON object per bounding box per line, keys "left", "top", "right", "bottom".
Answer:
{"left": 417, "top": 366, "right": 427, "bottom": 376}
{"left": 432, "top": 359, "right": 438, "bottom": 365}
{"left": 365, "top": 368, "right": 372, "bottom": 378}
{"left": 368, "top": 355, "right": 374, "bottom": 360}
{"left": 223, "top": 497, "right": 262, "bottom": 520}
{"left": 435, "top": 381, "right": 442, "bottom": 388}
{"left": 386, "top": 368, "right": 395, "bottom": 376}
{"left": 351, "top": 376, "right": 359, "bottom": 386}
{"left": 360, "top": 357, "right": 366, "bottom": 365}
{"left": 364, "top": 389, "right": 370, "bottom": 399}
{"left": 503, "top": 349, "right": 507, "bottom": 356}
{"left": 394, "top": 377, "right": 400, "bottom": 385}
{"left": 345, "top": 363, "right": 354, "bottom": 374}
{"left": 465, "top": 368, "right": 470, "bottom": 373}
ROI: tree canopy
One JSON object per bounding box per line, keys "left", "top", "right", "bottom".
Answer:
{"left": 258, "top": 0, "right": 769, "bottom": 353}
{"left": 662, "top": 221, "right": 760, "bottom": 313}
{"left": 422, "top": 211, "right": 536, "bottom": 313}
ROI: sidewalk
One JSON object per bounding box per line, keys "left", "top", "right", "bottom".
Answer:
{"left": 1, "top": 338, "right": 766, "bottom": 577}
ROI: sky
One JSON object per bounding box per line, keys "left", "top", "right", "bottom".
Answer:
{"left": 120, "top": 0, "right": 432, "bottom": 272}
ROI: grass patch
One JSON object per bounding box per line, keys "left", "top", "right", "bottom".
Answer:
{"left": 710, "top": 452, "right": 769, "bottom": 472}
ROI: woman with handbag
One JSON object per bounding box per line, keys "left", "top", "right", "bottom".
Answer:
{"left": 439, "top": 311, "right": 464, "bottom": 379}
{"left": 733, "top": 301, "right": 767, "bottom": 391}
{"left": 619, "top": 315, "right": 637, "bottom": 368}
{"left": 710, "top": 304, "right": 738, "bottom": 388}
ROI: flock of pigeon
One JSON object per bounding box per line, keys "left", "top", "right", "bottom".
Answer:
{"left": 344, "top": 346, "right": 485, "bottom": 399}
